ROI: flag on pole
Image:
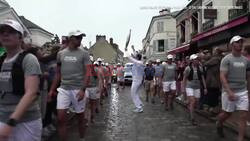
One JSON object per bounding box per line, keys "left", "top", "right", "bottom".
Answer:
{"left": 125, "top": 29, "right": 131, "bottom": 50}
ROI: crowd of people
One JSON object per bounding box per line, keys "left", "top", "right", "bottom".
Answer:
{"left": 140, "top": 35, "right": 250, "bottom": 141}
{"left": 0, "top": 19, "right": 249, "bottom": 141}
{"left": 0, "top": 19, "right": 126, "bottom": 141}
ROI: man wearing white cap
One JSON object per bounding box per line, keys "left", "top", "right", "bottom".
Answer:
{"left": 183, "top": 54, "right": 207, "bottom": 125}
{"left": 162, "top": 54, "right": 177, "bottom": 111}
{"left": 48, "top": 30, "right": 90, "bottom": 141}
{"left": 216, "top": 35, "right": 250, "bottom": 141}
{"left": 0, "top": 19, "right": 42, "bottom": 141}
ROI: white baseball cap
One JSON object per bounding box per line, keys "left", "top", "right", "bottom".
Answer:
{"left": 68, "top": 30, "right": 86, "bottom": 37}
{"left": 167, "top": 54, "right": 174, "bottom": 59}
{"left": 89, "top": 56, "right": 94, "bottom": 62}
{"left": 105, "top": 63, "right": 109, "bottom": 66}
{"left": 190, "top": 54, "right": 198, "bottom": 60}
{"left": 97, "top": 58, "right": 102, "bottom": 62}
{"left": 146, "top": 62, "right": 149, "bottom": 65}
{"left": 0, "top": 19, "right": 24, "bottom": 35}
{"left": 230, "top": 35, "right": 244, "bottom": 44}
{"left": 156, "top": 59, "right": 161, "bottom": 63}
{"left": 162, "top": 62, "right": 166, "bottom": 65}
{"left": 93, "top": 61, "right": 98, "bottom": 65}
{"left": 117, "top": 63, "right": 121, "bottom": 65}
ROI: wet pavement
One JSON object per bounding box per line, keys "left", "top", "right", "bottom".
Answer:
{"left": 50, "top": 84, "right": 240, "bottom": 141}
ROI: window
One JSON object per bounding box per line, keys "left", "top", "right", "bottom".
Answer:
{"left": 158, "top": 40, "right": 164, "bottom": 52}
{"left": 191, "top": 12, "right": 198, "bottom": 36}
{"left": 157, "top": 21, "right": 164, "bottom": 33}
{"left": 180, "top": 21, "right": 185, "bottom": 43}
{"left": 204, "top": 2, "right": 213, "bottom": 22}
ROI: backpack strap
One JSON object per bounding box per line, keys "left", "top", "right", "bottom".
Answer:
{"left": 187, "top": 65, "right": 193, "bottom": 81}
{"left": 12, "top": 51, "right": 29, "bottom": 95}
{"left": 197, "top": 66, "right": 202, "bottom": 81}
{"left": 188, "top": 65, "right": 203, "bottom": 81}
{"left": 0, "top": 53, "right": 7, "bottom": 70}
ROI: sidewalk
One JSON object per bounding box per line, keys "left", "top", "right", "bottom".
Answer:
{"left": 175, "top": 99, "right": 250, "bottom": 139}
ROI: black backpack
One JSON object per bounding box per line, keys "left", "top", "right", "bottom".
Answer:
{"left": 187, "top": 65, "right": 203, "bottom": 81}
{"left": 0, "top": 51, "right": 31, "bottom": 96}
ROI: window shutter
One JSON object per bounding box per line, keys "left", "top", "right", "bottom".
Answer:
{"left": 164, "top": 39, "right": 168, "bottom": 51}
{"left": 153, "top": 40, "right": 156, "bottom": 52}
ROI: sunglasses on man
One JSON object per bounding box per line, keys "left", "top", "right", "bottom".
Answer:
{"left": 234, "top": 39, "right": 243, "bottom": 44}
{"left": 74, "top": 35, "right": 83, "bottom": 40}
{"left": 0, "top": 26, "right": 19, "bottom": 35}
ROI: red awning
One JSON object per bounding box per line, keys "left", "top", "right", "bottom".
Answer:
{"left": 192, "top": 16, "right": 249, "bottom": 42}
{"left": 168, "top": 43, "right": 190, "bottom": 54}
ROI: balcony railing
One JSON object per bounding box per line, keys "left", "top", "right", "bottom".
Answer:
{"left": 202, "top": 20, "right": 214, "bottom": 32}
{"left": 228, "top": 8, "right": 249, "bottom": 21}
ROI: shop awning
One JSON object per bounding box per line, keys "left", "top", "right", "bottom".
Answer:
{"left": 192, "top": 16, "right": 249, "bottom": 42}
{"left": 168, "top": 43, "right": 190, "bottom": 54}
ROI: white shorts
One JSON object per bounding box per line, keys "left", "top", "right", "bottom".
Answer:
{"left": 57, "top": 88, "right": 87, "bottom": 113}
{"left": 186, "top": 88, "right": 201, "bottom": 98}
{"left": 162, "top": 81, "right": 176, "bottom": 92}
{"left": 0, "top": 119, "right": 42, "bottom": 141}
{"left": 85, "top": 87, "right": 100, "bottom": 100}
{"left": 222, "top": 91, "right": 249, "bottom": 112}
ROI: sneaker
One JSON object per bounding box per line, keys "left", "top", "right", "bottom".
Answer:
{"left": 170, "top": 103, "right": 174, "bottom": 110}
{"left": 95, "top": 108, "right": 99, "bottom": 113}
{"left": 247, "top": 121, "right": 250, "bottom": 126}
{"left": 161, "top": 100, "right": 164, "bottom": 104}
{"left": 47, "top": 124, "right": 56, "bottom": 132}
{"left": 133, "top": 108, "right": 143, "bottom": 113}
{"left": 165, "top": 107, "right": 169, "bottom": 111}
{"left": 79, "top": 138, "right": 85, "bottom": 141}
{"left": 216, "top": 121, "right": 225, "bottom": 138}
{"left": 191, "top": 119, "right": 198, "bottom": 126}
{"left": 151, "top": 99, "right": 155, "bottom": 104}
{"left": 42, "top": 127, "right": 53, "bottom": 137}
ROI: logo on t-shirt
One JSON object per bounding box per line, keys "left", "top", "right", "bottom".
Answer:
{"left": 0, "top": 71, "right": 11, "bottom": 82}
{"left": 64, "top": 56, "right": 77, "bottom": 63}
{"left": 233, "top": 62, "right": 245, "bottom": 68}
{"left": 167, "top": 65, "right": 175, "bottom": 69}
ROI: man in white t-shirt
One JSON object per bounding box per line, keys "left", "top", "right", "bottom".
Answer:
{"left": 216, "top": 36, "right": 250, "bottom": 141}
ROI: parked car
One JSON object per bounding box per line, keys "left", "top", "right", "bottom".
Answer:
{"left": 124, "top": 63, "right": 133, "bottom": 84}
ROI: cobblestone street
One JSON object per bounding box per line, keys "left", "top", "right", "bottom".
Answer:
{"left": 50, "top": 84, "right": 240, "bottom": 141}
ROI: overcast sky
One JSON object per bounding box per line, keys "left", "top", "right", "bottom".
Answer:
{"left": 6, "top": 0, "right": 190, "bottom": 52}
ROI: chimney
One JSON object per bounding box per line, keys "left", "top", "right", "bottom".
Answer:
{"left": 110, "top": 38, "right": 113, "bottom": 45}
{"left": 159, "top": 8, "right": 170, "bottom": 15}
{"left": 96, "top": 35, "right": 106, "bottom": 42}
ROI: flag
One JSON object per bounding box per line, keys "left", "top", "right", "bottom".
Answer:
{"left": 125, "top": 29, "right": 131, "bottom": 50}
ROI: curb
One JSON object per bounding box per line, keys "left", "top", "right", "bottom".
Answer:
{"left": 175, "top": 99, "right": 250, "bottom": 139}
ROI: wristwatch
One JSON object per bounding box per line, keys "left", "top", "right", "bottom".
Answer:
{"left": 6, "top": 118, "right": 17, "bottom": 127}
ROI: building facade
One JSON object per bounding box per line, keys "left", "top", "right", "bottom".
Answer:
{"left": 0, "top": 0, "right": 53, "bottom": 47}
{"left": 143, "top": 9, "right": 177, "bottom": 62}
{"left": 169, "top": 0, "right": 250, "bottom": 57}
{"left": 89, "top": 35, "right": 124, "bottom": 64}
